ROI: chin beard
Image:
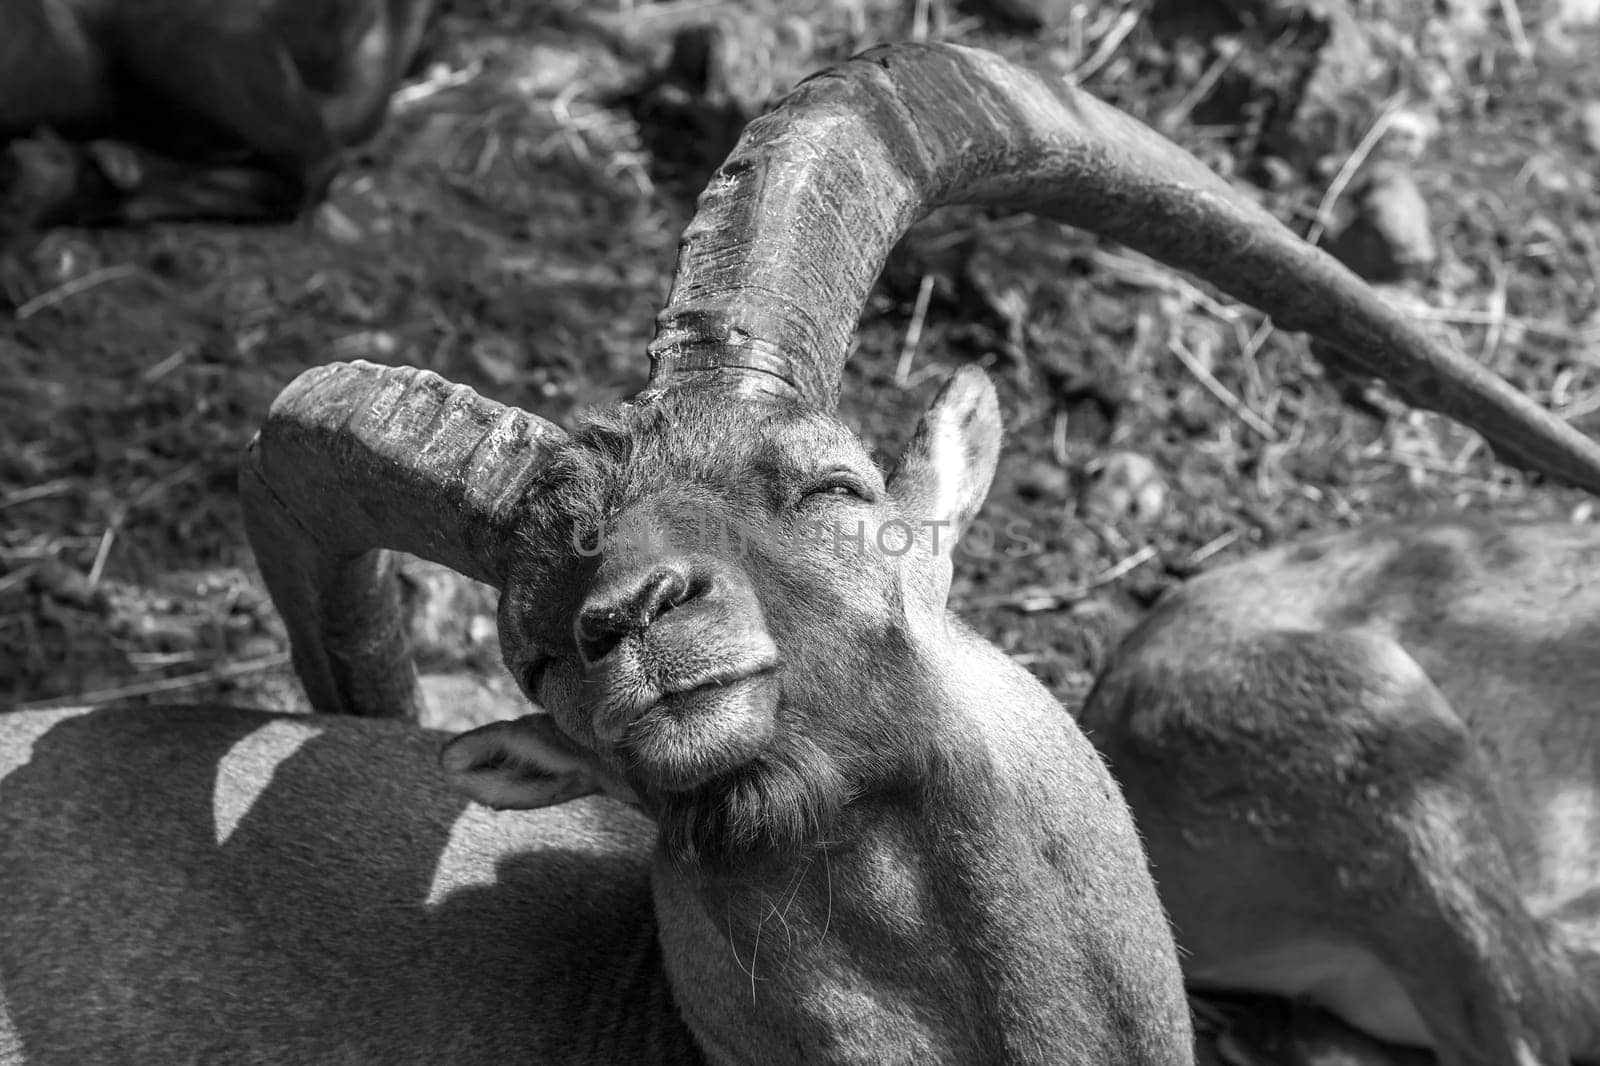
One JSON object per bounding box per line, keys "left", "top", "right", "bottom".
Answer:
{"left": 653, "top": 732, "right": 853, "bottom": 873}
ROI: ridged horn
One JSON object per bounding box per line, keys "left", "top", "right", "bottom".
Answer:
{"left": 240, "top": 361, "right": 567, "bottom": 718}
{"left": 645, "top": 41, "right": 1600, "bottom": 493}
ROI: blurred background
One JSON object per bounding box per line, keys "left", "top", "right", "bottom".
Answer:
{"left": 2, "top": 0, "right": 1597, "bottom": 737}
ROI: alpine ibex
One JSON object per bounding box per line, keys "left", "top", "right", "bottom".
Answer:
{"left": 3, "top": 41, "right": 1600, "bottom": 1065}
{"left": 0, "top": 0, "right": 433, "bottom": 229}
{"left": 1083, "top": 518, "right": 1600, "bottom": 1066}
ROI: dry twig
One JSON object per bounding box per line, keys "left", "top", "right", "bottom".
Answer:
{"left": 895, "top": 275, "right": 937, "bottom": 386}
{"left": 15, "top": 654, "right": 292, "bottom": 712}
{"left": 15, "top": 265, "right": 142, "bottom": 320}
{"left": 1305, "top": 95, "right": 1409, "bottom": 248}
{"left": 973, "top": 545, "right": 1159, "bottom": 613}
{"left": 1169, "top": 335, "right": 1279, "bottom": 441}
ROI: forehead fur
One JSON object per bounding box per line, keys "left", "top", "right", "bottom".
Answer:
{"left": 527, "top": 390, "right": 878, "bottom": 529}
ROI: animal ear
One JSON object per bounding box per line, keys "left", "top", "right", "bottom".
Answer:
{"left": 440, "top": 714, "right": 640, "bottom": 810}
{"left": 887, "top": 366, "right": 1002, "bottom": 541}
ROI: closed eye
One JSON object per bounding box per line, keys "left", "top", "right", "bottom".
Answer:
{"left": 799, "top": 475, "right": 875, "bottom": 505}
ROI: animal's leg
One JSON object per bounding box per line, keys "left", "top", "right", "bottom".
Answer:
{"left": 87, "top": 143, "right": 306, "bottom": 225}
{"left": 1194, "top": 992, "right": 1435, "bottom": 1066}
{"left": 1360, "top": 768, "right": 1571, "bottom": 1066}
{"left": 1543, "top": 889, "right": 1600, "bottom": 1061}
{"left": 3, "top": 138, "right": 304, "bottom": 228}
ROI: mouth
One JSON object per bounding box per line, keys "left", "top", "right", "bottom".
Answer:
{"left": 656, "top": 663, "right": 778, "bottom": 707}
{"left": 621, "top": 664, "right": 782, "bottom": 792}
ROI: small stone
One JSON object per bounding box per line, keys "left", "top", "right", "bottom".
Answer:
{"left": 313, "top": 202, "right": 364, "bottom": 245}
{"left": 125, "top": 614, "right": 202, "bottom": 653}
{"left": 1327, "top": 162, "right": 1436, "bottom": 283}
{"left": 236, "top": 635, "right": 282, "bottom": 660}
{"left": 1542, "top": 0, "right": 1600, "bottom": 53}
{"left": 1013, "top": 458, "right": 1071, "bottom": 502}
{"left": 469, "top": 334, "right": 522, "bottom": 387}
{"left": 1256, "top": 155, "right": 1300, "bottom": 190}
{"left": 468, "top": 615, "right": 499, "bottom": 651}
{"left": 1579, "top": 102, "right": 1600, "bottom": 155}
{"left": 31, "top": 557, "right": 104, "bottom": 611}
{"left": 1080, "top": 452, "right": 1168, "bottom": 526}
{"left": 1380, "top": 108, "right": 1438, "bottom": 162}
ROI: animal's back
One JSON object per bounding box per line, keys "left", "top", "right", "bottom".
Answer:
{"left": 0, "top": 705, "right": 698, "bottom": 1065}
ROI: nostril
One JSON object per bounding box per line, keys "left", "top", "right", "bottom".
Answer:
{"left": 578, "top": 615, "right": 627, "bottom": 666}
{"left": 576, "top": 567, "right": 714, "bottom": 665}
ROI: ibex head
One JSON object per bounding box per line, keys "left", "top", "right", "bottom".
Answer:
{"left": 243, "top": 40, "right": 1600, "bottom": 867}
{"left": 480, "top": 367, "right": 1002, "bottom": 864}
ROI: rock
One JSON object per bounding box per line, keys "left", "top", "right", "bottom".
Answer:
{"left": 1580, "top": 101, "right": 1600, "bottom": 155}
{"left": 626, "top": 11, "right": 827, "bottom": 188}
{"left": 1326, "top": 162, "right": 1437, "bottom": 283}
{"left": 30, "top": 557, "right": 105, "bottom": 611}
{"left": 1541, "top": 0, "right": 1600, "bottom": 53}
{"left": 1080, "top": 451, "right": 1168, "bottom": 526}
{"left": 1256, "top": 155, "right": 1300, "bottom": 190}
{"left": 1226, "top": 0, "right": 1383, "bottom": 163}
{"left": 1379, "top": 108, "right": 1438, "bottom": 162}
{"left": 312, "top": 202, "right": 365, "bottom": 245}
{"left": 1176, "top": 0, "right": 1488, "bottom": 171}
{"left": 1012, "top": 457, "right": 1071, "bottom": 502}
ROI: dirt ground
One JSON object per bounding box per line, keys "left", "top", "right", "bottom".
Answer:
{"left": 2, "top": 0, "right": 1598, "bottom": 1060}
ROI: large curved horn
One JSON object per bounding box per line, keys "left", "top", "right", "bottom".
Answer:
{"left": 240, "top": 361, "right": 567, "bottom": 718}
{"left": 645, "top": 41, "right": 1600, "bottom": 493}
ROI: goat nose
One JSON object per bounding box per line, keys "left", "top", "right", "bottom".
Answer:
{"left": 577, "top": 567, "right": 700, "bottom": 665}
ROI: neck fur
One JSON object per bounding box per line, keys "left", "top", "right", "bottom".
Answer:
{"left": 650, "top": 634, "right": 1194, "bottom": 1065}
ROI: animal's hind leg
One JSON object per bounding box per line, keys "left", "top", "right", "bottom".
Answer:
{"left": 3, "top": 138, "right": 305, "bottom": 229}
{"left": 1360, "top": 769, "right": 1571, "bottom": 1066}
{"left": 88, "top": 143, "right": 308, "bottom": 225}
{"left": 1543, "top": 889, "right": 1600, "bottom": 1061}
{"left": 1086, "top": 627, "right": 1573, "bottom": 1066}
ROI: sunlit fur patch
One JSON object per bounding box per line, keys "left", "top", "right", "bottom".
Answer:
{"left": 0, "top": 707, "right": 87, "bottom": 781}
{"left": 655, "top": 731, "right": 855, "bottom": 872}
{"left": 213, "top": 719, "right": 319, "bottom": 846}
{"left": 424, "top": 805, "right": 506, "bottom": 906}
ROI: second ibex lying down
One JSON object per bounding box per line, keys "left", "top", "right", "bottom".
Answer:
{"left": 1083, "top": 516, "right": 1600, "bottom": 1066}
{"left": 3, "top": 42, "right": 1599, "bottom": 1066}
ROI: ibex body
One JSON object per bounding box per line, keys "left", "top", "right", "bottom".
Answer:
{"left": 0, "top": 0, "right": 432, "bottom": 228}
{"left": 1, "top": 366, "right": 1192, "bottom": 1064}
{"left": 6, "top": 41, "right": 1600, "bottom": 1063}
{"left": 1083, "top": 518, "right": 1600, "bottom": 1066}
